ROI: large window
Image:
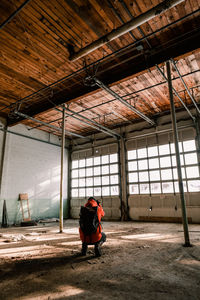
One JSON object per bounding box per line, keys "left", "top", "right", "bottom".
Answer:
{"left": 71, "top": 153, "right": 119, "bottom": 198}
{"left": 128, "top": 139, "right": 200, "bottom": 194}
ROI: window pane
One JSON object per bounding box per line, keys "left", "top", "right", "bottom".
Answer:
{"left": 149, "top": 158, "right": 159, "bottom": 169}
{"left": 138, "top": 148, "right": 147, "bottom": 158}
{"left": 86, "top": 158, "right": 93, "bottom": 166}
{"left": 150, "top": 183, "right": 161, "bottom": 194}
{"left": 72, "top": 179, "right": 78, "bottom": 187}
{"left": 94, "top": 156, "right": 100, "bottom": 165}
{"left": 170, "top": 143, "right": 175, "bottom": 154}
{"left": 162, "top": 182, "right": 174, "bottom": 193}
{"left": 139, "top": 171, "right": 149, "bottom": 182}
{"left": 94, "top": 187, "right": 101, "bottom": 196}
{"left": 86, "top": 177, "right": 93, "bottom": 186}
{"left": 183, "top": 140, "right": 196, "bottom": 152}
{"left": 138, "top": 159, "right": 148, "bottom": 170}
{"left": 79, "top": 168, "right": 85, "bottom": 177}
{"left": 94, "top": 166, "right": 101, "bottom": 176}
{"left": 111, "top": 185, "right": 119, "bottom": 195}
{"left": 102, "top": 155, "right": 109, "bottom": 164}
{"left": 102, "top": 165, "right": 109, "bottom": 175}
{"left": 86, "top": 188, "right": 93, "bottom": 197}
{"left": 110, "top": 164, "right": 118, "bottom": 174}
{"left": 102, "top": 176, "right": 109, "bottom": 185}
{"left": 72, "top": 160, "right": 78, "bottom": 169}
{"left": 149, "top": 170, "right": 160, "bottom": 181}
{"left": 161, "top": 169, "right": 172, "bottom": 180}
{"left": 160, "top": 156, "right": 171, "bottom": 168}
{"left": 139, "top": 184, "right": 149, "bottom": 194}
{"left": 94, "top": 177, "right": 101, "bottom": 186}
{"left": 110, "top": 175, "right": 119, "bottom": 184}
{"left": 86, "top": 167, "right": 93, "bottom": 177}
{"left": 79, "top": 159, "right": 85, "bottom": 168}
{"left": 79, "top": 178, "right": 85, "bottom": 187}
{"left": 102, "top": 186, "right": 110, "bottom": 196}
{"left": 172, "top": 167, "right": 186, "bottom": 179}
{"left": 72, "top": 169, "right": 78, "bottom": 178}
{"left": 171, "top": 155, "right": 184, "bottom": 166}
{"left": 159, "top": 144, "right": 170, "bottom": 155}
{"left": 72, "top": 189, "right": 78, "bottom": 197}
{"left": 129, "top": 184, "right": 139, "bottom": 194}
{"left": 79, "top": 188, "right": 85, "bottom": 197}
{"left": 128, "top": 161, "right": 137, "bottom": 171}
{"left": 170, "top": 142, "right": 183, "bottom": 153}
{"left": 174, "top": 181, "right": 187, "bottom": 192}
{"left": 186, "top": 166, "right": 199, "bottom": 178}
{"left": 129, "top": 172, "right": 138, "bottom": 183}
{"left": 110, "top": 154, "right": 118, "bottom": 163}
{"left": 127, "top": 150, "right": 136, "bottom": 160}
{"left": 148, "top": 146, "right": 158, "bottom": 157}
{"left": 188, "top": 180, "right": 200, "bottom": 192}
{"left": 184, "top": 153, "right": 198, "bottom": 165}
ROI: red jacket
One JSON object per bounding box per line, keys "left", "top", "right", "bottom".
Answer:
{"left": 79, "top": 198, "right": 105, "bottom": 244}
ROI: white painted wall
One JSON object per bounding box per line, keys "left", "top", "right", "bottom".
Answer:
{"left": 0, "top": 123, "right": 68, "bottom": 225}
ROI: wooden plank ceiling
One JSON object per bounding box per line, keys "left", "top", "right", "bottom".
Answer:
{"left": 0, "top": 0, "right": 200, "bottom": 138}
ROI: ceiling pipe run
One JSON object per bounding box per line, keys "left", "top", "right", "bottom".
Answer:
{"left": 171, "top": 58, "right": 200, "bottom": 115}
{"left": 14, "top": 110, "right": 87, "bottom": 139}
{"left": 66, "top": 107, "right": 121, "bottom": 139}
{"left": 0, "top": 0, "right": 32, "bottom": 30}
{"left": 93, "top": 77, "right": 155, "bottom": 126}
{"left": 69, "top": 0, "right": 184, "bottom": 61}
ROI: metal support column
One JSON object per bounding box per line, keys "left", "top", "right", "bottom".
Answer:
{"left": 119, "top": 136, "right": 129, "bottom": 220}
{"left": 195, "top": 114, "right": 200, "bottom": 175}
{"left": 59, "top": 106, "right": 65, "bottom": 233}
{"left": 166, "top": 61, "right": 191, "bottom": 247}
{"left": 0, "top": 125, "right": 7, "bottom": 196}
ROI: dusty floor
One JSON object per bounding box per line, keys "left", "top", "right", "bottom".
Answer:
{"left": 0, "top": 220, "right": 200, "bottom": 300}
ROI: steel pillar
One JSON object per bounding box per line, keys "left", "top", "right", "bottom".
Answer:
{"left": 59, "top": 106, "right": 65, "bottom": 233}
{"left": 166, "top": 61, "right": 191, "bottom": 247}
{"left": 118, "top": 137, "right": 129, "bottom": 220}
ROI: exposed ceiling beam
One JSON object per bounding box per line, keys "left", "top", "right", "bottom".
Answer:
{"left": 156, "top": 65, "right": 195, "bottom": 121}
{"left": 0, "top": 0, "right": 32, "bottom": 30}
{"left": 93, "top": 77, "right": 155, "bottom": 126}
{"left": 69, "top": 0, "right": 184, "bottom": 61}
{"left": 14, "top": 111, "right": 87, "bottom": 139}
{"left": 171, "top": 58, "right": 200, "bottom": 115}
{"left": 65, "top": 107, "right": 121, "bottom": 139}
{"left": 8, "top": 27, "right": 200, "bottom": 126}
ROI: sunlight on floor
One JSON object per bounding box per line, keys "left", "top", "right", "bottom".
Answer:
{"left": 121, "top": 232, "right": 180, "bottom": 242}
{"left": 20, "top": 285, "right": 84, "bottom": 300}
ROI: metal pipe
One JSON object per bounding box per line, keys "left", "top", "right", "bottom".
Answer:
{"left": 118, "top": 137, "right": 128, "bottom": 220}
{"left": 66, "top": 108, "right": 121, "bottom": 139}
{"left": 14, "top": 110, "right": 87, "bottom": 139}
{"left": 0, "top": 0, "right": 32, "bottom": 30}
{"left": 94, "top": 77, "right": 155, "bottom": 125}
{"left": 0, "top": 125, "right": 7, "bottom": 196}
{"left": 59, "top": 106, "right": 65, "bottom": 233}
{"left": 125, "top": 124, "right": 194, "bottom": 140}
{"left": 166, "top": 60, "right": 191, "bottom": 247}
{"left": 156, "top": 65, "right": 195, "bottom": 122}
{"left": 69, "top": 0, "right": 184, "bottom": 61}
{"left": 1, "top": 8, "right": 199, "bottom": 115}
{"left": 171, "top": 58, "right": 200, "bottom": 114}
{"left": 28, "top": 70, "right": 200, "bottom": 132}
{"left": 0, "top": 127, "right": 65, "bottom": 148}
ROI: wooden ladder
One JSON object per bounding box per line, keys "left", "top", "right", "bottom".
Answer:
{"left": 19, "top": 193, "right": 31, "bottom": 222}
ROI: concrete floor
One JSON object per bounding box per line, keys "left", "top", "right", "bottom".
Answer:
{"left": 0, "top": 220, "right": 200, "bottom": 299}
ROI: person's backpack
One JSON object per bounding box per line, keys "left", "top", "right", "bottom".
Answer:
{"left": 79, "top": 205, "right": 100, "bottom": 236}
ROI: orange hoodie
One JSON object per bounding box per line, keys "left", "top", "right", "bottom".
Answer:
{"left": 79, "top": 198, "right": 105, "bottom": 244}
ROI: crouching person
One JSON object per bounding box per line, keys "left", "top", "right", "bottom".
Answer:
{"left": 79, "top": 197, "right": 106, "bottom": 257}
